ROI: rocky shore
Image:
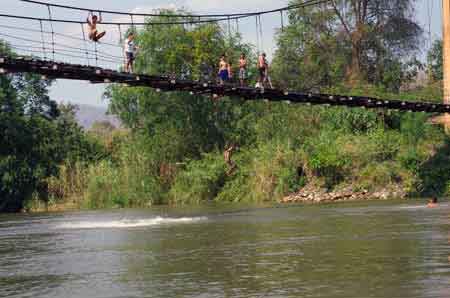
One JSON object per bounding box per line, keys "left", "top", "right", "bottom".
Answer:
{"left": 281, "top": 185, "right": 407, "bottom": 204}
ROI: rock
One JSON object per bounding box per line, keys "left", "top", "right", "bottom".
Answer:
{"left": 280, "top": 184, "right": 407, "bottom": 204}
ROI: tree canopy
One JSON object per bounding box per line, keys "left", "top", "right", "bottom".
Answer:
{"left": 0, "top": 44, "right": 103, "bottom": 212}
{"left": 272, "top": 0, "right": 423, "bottom": 91}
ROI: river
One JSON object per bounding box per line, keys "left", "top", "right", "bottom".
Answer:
{"left": 0, "top": 201, "right": 449, "bottom": 298}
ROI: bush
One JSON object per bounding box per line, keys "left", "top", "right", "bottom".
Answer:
{"left": 169, "top": 152, "right": 226, "bottom": 204}
{"left": 305, "top": 131, "right": 351, "bottom": 189}
{"left": 216, "top": 143, "right": 305, "bottom": 203}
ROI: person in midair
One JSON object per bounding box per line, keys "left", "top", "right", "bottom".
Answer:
{"left": 224, "top": 143, "right": 237, "bottom": 174}
{"left": 239, "top": 53, "right": 247, "bottom": 87}
{"left": 218, "top": 54, "right": 229, "bottom": 85}
{"left": 87, "top": 12, "right": 106, "bottom": 42}
{"left": 124, "top": 32, "right": 138, "bottom": 73}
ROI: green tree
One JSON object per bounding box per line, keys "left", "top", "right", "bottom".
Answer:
{"left": 273, "top": 0, "right": 423, "bottom": 90}
{"left": 427, "top": 40, "right": 443, "bottom": 81}
{"left": 329, "top": 0, "right": 422, "bottom": 82}
{"left": 108, "top": 14, "right": 254, "bottom": 161}
{"left": 271, "top": 5, "right": 349, "bottom": 90}
{"left": 0, "top": 43, "right": 104, "bottom": 212}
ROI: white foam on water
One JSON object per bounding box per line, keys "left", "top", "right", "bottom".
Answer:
{"left": 58, "top": 216, "right": 208, "bottom": 229}
{"left": 398, "top": 205, "right": 428, "bottom": 210}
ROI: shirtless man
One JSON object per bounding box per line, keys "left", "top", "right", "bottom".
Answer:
{"left": 224, "top": 143, "right": 236, "bottom": 174}
{"left": 227, "top": 61, "right": 234, "bottom": 82}
{"left": 218, "top": 55, "right": 229, "bottom": 85}
{"left": 256, "top": 52, "right": 267, "bottom": 89}
{"left": 87, "top": 12, "right": 106, "bottom": 42}
{"left": 239, "top": 53, "right": 247, "bottom": 87}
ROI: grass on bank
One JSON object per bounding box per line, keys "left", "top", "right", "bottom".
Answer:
{"left": 29, "top": 86, "right": 450, "bottom": 211}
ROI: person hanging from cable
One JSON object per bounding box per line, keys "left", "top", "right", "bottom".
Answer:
{"left": 218, "top": 54, "right": 229, "bottom": 85}
{"left": 239, "top": 53, "right": 247, "bottom": 87}
{"left": 87, "top": 12, "right": 106, "bottom": 42}
{"left": 124, "top": 32, "right": 139, "bottom": 73}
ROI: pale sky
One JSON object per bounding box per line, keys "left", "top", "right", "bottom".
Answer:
{"left": 0, "top": 0, "right": 444, "bottom": 107}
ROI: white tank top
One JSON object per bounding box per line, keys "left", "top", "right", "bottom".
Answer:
{"left": 125, "top": 39, "right": 135, "bottom": 53}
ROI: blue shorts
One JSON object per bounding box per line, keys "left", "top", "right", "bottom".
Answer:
{"left": 126, "top": 52, "right": 135, "bottom": 61}
{"left": 219, "top": 69, "right": 229, "bottom": 81}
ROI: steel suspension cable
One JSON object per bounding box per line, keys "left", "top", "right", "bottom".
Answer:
{"left": 80, "top": 23, "right": 90, "bottom": 66}
{"left": 94, "top": 41, "right": 98, "bottom": 66}
{"left": 0, "top": 23, "right": 121, "bottom": 48}
{"left": 0, "top": 32, "right": 122, "bottom": 60}
{"left": 8, "top": 45, "right": 119, "bottom": 64}
{"left": 12, "top": 0, "right": 330, "bottom": 25}
{"left": 39, "top": 20, "right": 47, "bottom": 60}
{"left": 8, "top": 43, "right": 120, "bottom": 62}
{"left": 46, "top": 5, "right": 55, "bottom": 61}
{"left": 20, "top": 0, "right": 329, "bottom": 19}
{"left": 227, "top": 17, "right": 232, "bottom": 42}
{"left": 130, "top": 14, "right": 136, "bottom": 32}
{"left": 259, "top": 15, "right": 264, "bottom": 51}
{"left": 9, "top": 45, "right": 120, "bottom": 62}
{"left": 255, "top": 16, "right": 260, "bottom": 53}
{"left": 118, "top": 24, "right": 125, "bottom": 64}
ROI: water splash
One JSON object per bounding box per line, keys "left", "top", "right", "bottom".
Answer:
{"left": 58, "top": 216, "right": 207, "bottom": 229}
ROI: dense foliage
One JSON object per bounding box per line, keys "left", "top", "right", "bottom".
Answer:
{"left": 0, "top": 43, "right": 104, "bottom": 212}
{"left": 1, "top": 5, "right": 449, "bottom": 212}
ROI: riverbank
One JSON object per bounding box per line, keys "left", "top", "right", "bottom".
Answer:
{"left": 27, "top": 185, "right": 412, "bottom": 213}
{"left": 280, "top": 184, "right": 407, "bottom": 204}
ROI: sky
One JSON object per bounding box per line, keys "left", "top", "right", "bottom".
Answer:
{"left": 0, "top": 0, "right": 445, "bottom": 107}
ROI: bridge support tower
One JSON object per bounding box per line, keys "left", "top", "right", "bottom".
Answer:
{"left": 443, "top": 0, "right": 450, "bottom": 132}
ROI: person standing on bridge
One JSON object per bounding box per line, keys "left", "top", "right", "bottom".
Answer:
{"left": 124, "top": 32, "right": 139, "bottom": 74}
{"left": 264, "top": 60, "right": 274, "bottom": 89}
{"left": 239, "top": 53, "right": 247, "bottom": 87}
{"left": 228, "top": 61, "right": 234, "bottom": 83}
{"left": 218, "top": 54, "right": 229, "bottom": 85}
{"left": 256, "top": 52, "right": 267, "bottom": 89}
{"left": 87, "top": 12, "right": 106, "bottom": 42}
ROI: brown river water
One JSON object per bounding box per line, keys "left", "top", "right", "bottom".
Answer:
{"left": 0, "top": 200, "right": 449, "bottom": 298}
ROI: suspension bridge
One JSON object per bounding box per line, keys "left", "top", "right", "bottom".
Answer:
{"left": 1, "top": 0, "right": 450, "bottom": 115}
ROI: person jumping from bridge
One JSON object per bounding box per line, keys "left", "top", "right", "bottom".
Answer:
{"left": 124, "top": 32, "right": 139, "bottom": 73}
{"left": 87, "top": 12, "right": 106, "bottom": 42}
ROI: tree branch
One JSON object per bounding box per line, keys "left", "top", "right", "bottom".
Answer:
{"left": 330, "top": 0, "right": 352, "bottom": 39}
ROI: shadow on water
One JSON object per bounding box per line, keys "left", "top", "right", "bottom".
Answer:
{"left": 418, "top": 138, "right": 450, "bottom": 197}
